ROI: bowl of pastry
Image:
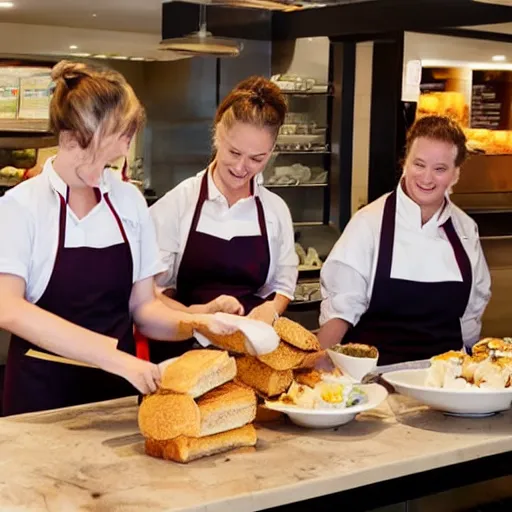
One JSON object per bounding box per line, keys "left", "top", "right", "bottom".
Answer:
{"left": 327, "top": 343, "right": 379, "bottom": 382}
{"left": 383, "top": 338, "right": 512, "bottom": 417}
{"left": 264, "top": 368, "right": 388, "bottom": 428}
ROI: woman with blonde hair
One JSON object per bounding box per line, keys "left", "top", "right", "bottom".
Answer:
{"left": 0, "top": 61, "right": 231, "bottom": 416}
{"left": 148, "top": 76, "right": 298, "bottom": 363}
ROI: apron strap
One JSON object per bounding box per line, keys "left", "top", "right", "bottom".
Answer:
{"left": 190, "top": 172, "right": 209, "bottom": 233}
{"left": 441, "top": 217, "right": 473, "bottom": 285}
{"left": 255, "top": 196, "right": 268, "bottom": 239}
{"left": 375, "top": 190, "right": 397, "bottom": 279}
{"left": 57, "top": 193, "right": 67, "bottom": 252}
{"left": 104, "top": 193, "right": 130, "bottom": 245}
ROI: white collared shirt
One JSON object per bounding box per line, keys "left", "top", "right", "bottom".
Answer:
{"left": 320, "top": 184, "right": 492, "bottom": 348}
{"left": 0, "top": 158, "right": 166, "bottom": 304}
{"left": 149, "top": 169, "right": 299, "bottom": 300}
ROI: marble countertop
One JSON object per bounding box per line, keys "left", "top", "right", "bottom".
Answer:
{"left": 0, "top": 394, "right": 511, "bottom": 512}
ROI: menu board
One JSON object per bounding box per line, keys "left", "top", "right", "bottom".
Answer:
{"left": 471, "top": 71, "right": 508, "bottom": 130}
{"left": 18, "top": 75, "right": 52, "bottom": 119}
{"left": 0, "top": 75, "right": 19, "bottom": 119}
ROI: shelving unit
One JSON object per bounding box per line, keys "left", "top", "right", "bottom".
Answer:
{"left": 263, "top": 79, "right": 336, "bottom": 325}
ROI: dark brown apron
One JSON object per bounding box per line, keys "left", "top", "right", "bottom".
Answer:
{"left": 149, "top": 172, "right": 271, "bottom": 363}
{"left": 344, "top": 190, "right": 472, "bottom": 365}
{"left": 2, "top": 188, "right": 135, "bottom": 416}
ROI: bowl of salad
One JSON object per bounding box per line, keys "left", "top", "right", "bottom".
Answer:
{"left": 327, "top": 343, "right": 379, "bottom": 382}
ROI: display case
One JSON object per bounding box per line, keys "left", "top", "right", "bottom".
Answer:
{"left": 417, "top": 66, "right": 512, "bottom": 236}
{"left": 0, "top": 63, "right": 56, "bottom": 194}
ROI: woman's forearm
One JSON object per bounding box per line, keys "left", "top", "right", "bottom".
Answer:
{"left": 157, "top": 288, "right": 210, "bottom": 314}
{"left": 272, "top": 294, "right": 290, "bottom": 315}
{"left": 0, "top": 298, "right": 120, "bottom": 370}
{"left": 133, "top": 298, "right": 205, "bottom": 341}
{"left": 317, "top": 318, "right": 351, "bottom": 349}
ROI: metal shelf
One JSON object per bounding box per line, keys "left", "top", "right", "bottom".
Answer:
{"left": 0, "top": 133, "right": 57, "bottom": 149}
{"left": 0, "top": 119, "right": 51, "bottom": 133}
{"left": 293, "top": 221, "right": 324, "bottom": 227}
{"left": 265, "top": 183, "right": 327, "bottom": 189}
{"left": 279, "top": 87, "right": 330, "bottom": 96}
{"left": 0, "top": 179, "right": 18, "bottom": 187}
{"left": 273, "top": 151, "right": 330, "bottom": 155}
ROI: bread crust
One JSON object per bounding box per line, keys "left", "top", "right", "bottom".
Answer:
{"left": 273, "top": 317, "right": 320, "bottom": 351}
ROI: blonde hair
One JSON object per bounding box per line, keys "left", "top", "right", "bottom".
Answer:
{"left": 213, "top": 76, "right": 287, "bottom": 147}
{"left": 49, "top": 60, "right": 145, "bottom": 149}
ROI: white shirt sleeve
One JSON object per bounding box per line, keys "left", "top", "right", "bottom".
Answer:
{"left": 460, "top": 234, "right": 491, "bottom": 349}
{"left": 132, "top": 187, "right": 166, "bottom": 282}
{"left": 0, "top": 195, "right": 34, "bottom": 284}
{"left": 263, "top": 200, "right": 298, "bottom": 300}
{"left": 149, "top": 190, "right": 181, "bottom": 289}
{"left": 320, "top": 210, "right": 375, "bottom": 326}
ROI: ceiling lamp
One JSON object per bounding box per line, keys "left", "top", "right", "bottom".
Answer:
{"left": 471, "top": 0, "right": 512, "bottom": 5}
{"left": 159, "top": 3, "right": 242, "bottom": 57}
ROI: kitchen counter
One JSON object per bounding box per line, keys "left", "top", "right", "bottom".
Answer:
{"left": 0, "top": 395, "right": 511, "bottom": 512}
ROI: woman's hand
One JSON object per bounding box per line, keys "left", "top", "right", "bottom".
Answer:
{"left": 207, "top": 295, "right": 244, "bottom": 315}
{"left": 248, "top": 301, "right": 278, "bottom": 326}
{"left": 109, "top": 351, "right": 161, "bottom": 395}
{"left": 193, "top": 314, "right": 239, "bottom": 335}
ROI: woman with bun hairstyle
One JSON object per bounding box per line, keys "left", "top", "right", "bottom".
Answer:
{"left": 0, "top": 61, "right": 233, "bottom": 416}
{"left": 149, "top": 76, "right": 298, "bottom": 363}
{"left": 318, "top": 115, "right": 491, "bottom": 365}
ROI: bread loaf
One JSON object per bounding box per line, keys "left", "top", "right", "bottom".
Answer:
{"left": 138, "top": 393, "right": 200, "bottom": 441}
{"left": 273, "top": 317, "right": 320, "bottom": 351}
{"left": 160, "top": 349, "right": 236, "bottom": 398}
{"left": 145, "top": 424, "right": 257, "bottom": 463}
{"left": 197, "top": 382, "right": 256, "bottom": 437}
{"left": 236, "top": 356, "right": 293, "bottom": 397}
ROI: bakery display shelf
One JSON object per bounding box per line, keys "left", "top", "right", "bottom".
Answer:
{"left": 280, "top": 87, "right": 331, "bottom": 96}
{"left": 265, "top": 183, "right": 327, "bottom": 189}
{"left": 0, "top": 179, "right": 18, "bottom": 188}
{"left": 0, "top": 133, "right": 57, "bottom": 150}
{"left": 288, "top": 298, "right": 322, "bottom": 311}
{"left": 0, "top": 119, "right": 50, "bottom": 133}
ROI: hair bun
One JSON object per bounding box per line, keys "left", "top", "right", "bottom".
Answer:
{"left": 235, "top": 76, "right": 284, "bottom": 106}
{"left": 51, "top": 60, "right": 90, "bottom": 82}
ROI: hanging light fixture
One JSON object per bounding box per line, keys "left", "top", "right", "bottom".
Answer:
{"left": 159, "top": 3, "right": 242, "bottom": 57}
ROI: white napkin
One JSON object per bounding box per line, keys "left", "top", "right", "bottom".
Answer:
{"left": 194, "top": 312, "right": 279, "bottom": 356}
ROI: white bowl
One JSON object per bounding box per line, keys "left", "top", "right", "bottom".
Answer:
{"left": 264, "top": 383, "right": 388, "bottom": 429}
{"left": 383, "top": 369, "right": 512, "bottom": 416}
{"left": 327, "top": 349, "right": 378, "bottom": 382}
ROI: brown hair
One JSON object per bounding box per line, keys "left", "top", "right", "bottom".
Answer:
{"left": 405, "top": 115, "right": 467, "bottom": 167}
{"left": 49, "top": 60, "right": 145, "bottom": 149}
{"left": 214, "top": 76, "right": 287, "bottom": 142}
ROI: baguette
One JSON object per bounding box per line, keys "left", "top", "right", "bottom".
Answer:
{"left": 236, "top": 356, "right": 293, "bottom": 397}
{"left": 195, "top": 329, "right": 248, "bottom": 354}
{"left": 257, "top": 340, "right": 306, "bottom": 371}
{"left": 255, "top": 405, "right": 284, "bottom": 424}
{"left": 160, "top": 349, "right": 236, "bottom": 398}
{"left": 197, "top": 382, "right": 257, "bottom": 436}
{"left": 145, "top": 424, "right": 257, "bottom": 463}
{"left": 274, "top": 317, "right": 320, "bottom": 351}
{"left": 138, "top": 393, "right": 201, "bottom": 441}
{"left": 294, "top": 368, "right": 323, "bottom": 388}
{"left": 296, "top": 349, "right": 325, "bottom": 369}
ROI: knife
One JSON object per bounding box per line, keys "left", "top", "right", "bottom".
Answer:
{"left": 361, "top": 359, "right": 430, "bottom": 385}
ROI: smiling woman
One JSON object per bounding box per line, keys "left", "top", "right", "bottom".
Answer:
{"left": 318, "top": 115, "right": 492, "bottom": 365}
{"left": 148, "top": 76, "right": 299, "bottom": 364}
{"left": 0, "top": 60, "right": 236, "bottom": 416}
